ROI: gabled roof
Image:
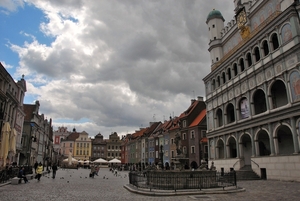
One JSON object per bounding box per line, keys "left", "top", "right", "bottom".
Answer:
{"left": 143, "top": 122, "right": 161, "bottom": 137}
{"left": 64, "top": 132, "right": 79, "bottom": 141}
{"left": 168, "top": 116, "right": 181, "bottom": 131}
{"left": 179, "top": 100, "right": 199, "bottom": 119}
{"left": 131, "top": 128, "right": 147, "bottom": 140}
{"left": 189, "top": 109, "right": 206, "bottom": 127}
{"left": 23, "top": 104, "right": 36, "bottom": 121}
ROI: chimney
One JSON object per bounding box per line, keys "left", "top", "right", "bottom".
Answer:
{"left": 197, "top": 96, "right": 204, "bottom": 101}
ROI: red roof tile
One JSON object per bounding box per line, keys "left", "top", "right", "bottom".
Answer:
{"left": 189, "top": 109, "right": 206, "bottom": 127}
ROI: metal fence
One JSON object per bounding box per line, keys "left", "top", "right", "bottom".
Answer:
{"left": 129, "top": 170, "right": 237, "bottom": 191}
{"left": 0, "top": 166, "right": 33, "bottom": 184}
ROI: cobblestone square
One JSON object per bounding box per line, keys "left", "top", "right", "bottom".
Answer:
{"left": 0, "top": 168, "right": 299, "bottom": 201}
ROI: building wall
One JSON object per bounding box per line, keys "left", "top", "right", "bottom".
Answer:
{"left": 204, "top": 0, "right": 300, "bottom": 181}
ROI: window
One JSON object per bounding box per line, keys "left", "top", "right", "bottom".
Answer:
{"left": 190, "top": 131, "right": 195, "bottom": 139}
{"left": 271, "top": 33, "right": 279, "bottom": 50}
{"left": 233, "top": 63, "right": 238, "bottom": 76}
{"left": 80, "top": 150, "right": 82, "bottom": 155}
{"left": 156, "top": 151, "right": 158, "bottom": 158}
{"left": 254, "top": 46, "right": 260, "bottom": 62}
{"left": 227, "top": 68, "right": 232, "bottom": 80}
{"left": 63, "top": 143, "right": 65, "bottom": 147}
{"left": 247, "top": 52, "right": 252, "bottom": 67}
{"left": 70, "top": 143, "right": 72, "bottom": 147}
{"left": 183, "top": 146, "right": 187, "bottom": 154}
{"left": 191, "top": 146, "right": 195, "bottom": 154}
{"left": 182, "top": 133, "right": 186, "bottom": 140}
{"left": 76, "top": 150, "right": 79, "bottom": 155}
{"left": 171, "top": 150, "right": 174, "bottom": 158}
{"left": 183, "top": 120, "right": 187, "bottom": 128}
{"left": 112, "top": 145, "right": 114, "bottom": 150}
{"left": 201, "top": 130, "right": 207, "bottom": 138}
{"left": 171, "top": 138, "right": 174, "bottom": 144}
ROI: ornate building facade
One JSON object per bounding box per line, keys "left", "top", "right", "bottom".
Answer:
{"left": 204, "top": 0, "right": 300, "bottom": 181}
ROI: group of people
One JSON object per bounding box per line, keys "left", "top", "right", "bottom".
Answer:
{"left": 18, "top": 161, "right": 58, "bottom": 183}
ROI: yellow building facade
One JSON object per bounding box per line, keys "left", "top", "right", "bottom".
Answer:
{"left": 73, "top": 131, "right": 92, "bottom": 161}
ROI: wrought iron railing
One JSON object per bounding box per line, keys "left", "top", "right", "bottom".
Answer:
{"left": 129, "top": 170, "right": 237, "bottom": 191}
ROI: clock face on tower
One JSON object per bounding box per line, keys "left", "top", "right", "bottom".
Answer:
{"left": 237, "top": 9, "right": 247, "bottom": 29}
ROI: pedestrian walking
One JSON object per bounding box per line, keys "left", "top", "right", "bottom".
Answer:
{"left": 18, "top": 167, "right": 29, "bottom": 183}
{"left": 36, "top": 162, "right": 43, "bottom": 181}
{"left": 34, "top": 161, "right": 38, "bottom": 173}
{"left": 90, "top": 165, "right": 95, "bottom": 178}
{"left": 52, "top": 163, "right": 58, "bottom": 179}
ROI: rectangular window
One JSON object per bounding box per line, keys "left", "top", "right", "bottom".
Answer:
{"left": 171, "top": 150, "right": 174, "bottom": 158}
{"left": 155, "top": 139, "right": 158, "bottom": 146}
{"left": 202, "top": 130, "right": 207, "bottom": 138}
{"left": 183, "top": 120, "right": 187, "bottom": 127}
{"left": 191, "top": 146, "right": 195, "bottom": 154}
{"left": 63, "top": 143, "right": 65, "bottom": 147}
{"left": 155, "top": 151, "right": 158, "bottom": 158}
{"left": 80, "top": 150, "right": 82, "bottom": 155}
{"left": 70, "top": 143, "right": 72, "bottom": 147}
{"left": 190, "top": 131, "right": 195, "bottom": 139}
{"left": 87, "top": 144, "right": 89, "bottom": 148}
{"left": 76, "top": 150, "right": 79, "bottom": 155}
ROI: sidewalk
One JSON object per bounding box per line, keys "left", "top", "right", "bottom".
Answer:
{"left": 124, "top": 183, "right": 246, "bottom": 196}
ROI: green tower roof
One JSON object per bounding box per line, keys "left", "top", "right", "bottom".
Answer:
{"left": 206, "top": 9, "right": 225, "bottom": 23}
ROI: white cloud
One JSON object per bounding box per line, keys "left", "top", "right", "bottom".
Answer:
{"left": 8, "top": 0, "right": 235, "bottom": 137}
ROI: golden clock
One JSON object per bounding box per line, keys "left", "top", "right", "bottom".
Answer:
{"left": 237, "top": 10, "right": 247, "bottom": 29}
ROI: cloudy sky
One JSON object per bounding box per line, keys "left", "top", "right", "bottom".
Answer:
{"left": 0, "top": 0, "right": 234, "bottom": 138}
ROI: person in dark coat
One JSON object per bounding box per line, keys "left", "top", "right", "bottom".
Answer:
{"left": 52, "top": 163, "right": 58, "bottom": 179}
{"left": 18, "top": 167, "right": 29, "bottom": 183}
{"left": 34, "top": 161, "right": 38, "bottom": 173}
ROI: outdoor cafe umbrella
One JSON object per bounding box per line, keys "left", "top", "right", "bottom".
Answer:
{"left": 0, "top": 122, "right": 11, "bottom": 167}
{"left": 108, "top": 158, "right": 121, "bottom": 163}
{"left": 93, "top": 158, "right": 108, "bottom": 163}
{"left": 9, "top": 128, "right": 17, "bottom": 154}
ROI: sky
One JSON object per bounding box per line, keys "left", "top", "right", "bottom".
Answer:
{"left": 0, "top": 0, "right": 235, "bottom": 138}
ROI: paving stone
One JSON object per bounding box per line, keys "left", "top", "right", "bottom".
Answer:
{"left": 0, "top": 168, "right": 299, "bottom": 201}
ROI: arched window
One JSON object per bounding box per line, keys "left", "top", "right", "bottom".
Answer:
{"left": 253, "top": 89, "right": 267, "bottom": 115}
{"left": 217, "top": 76, "right": 220, "bottom": 87}
{"left": 254, "top": 47, "right": 260, "bottom": 62}
{"left": 271, "top": 33, "right": 279, "bottom": 50}
{"left": 226, "top": 103, "right": 235, "bottom": 123}
{"left": 222, "top": 72, "right": 226, "bottom": 84}
{"left": 212, "top": 79, "right": 215, "bottom": 91}
{"left": 240, "top": 58, "right": 245, "bottom": 72}
{"left": 262, "top": 40, "right": 269, "bottom": 56}
{"left": 227, "top": 68, "right": 232, "bottom": 80}
{"left": 216, "top": 108, "right": 223, "bottom": 127}
{"left": 270, "top": 80, "right": 288, "bottom": 109}
{"left": 233, "top": 63, "right": 238, "bottom": 76}
{"left": 246, "top": 52, "right": 252, "bottom": 67}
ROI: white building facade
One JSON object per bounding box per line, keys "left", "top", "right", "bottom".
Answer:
{"left": 203, "top": 0, "right": 300, "bottom": 181}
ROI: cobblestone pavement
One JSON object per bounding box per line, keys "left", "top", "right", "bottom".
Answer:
{"left": 0, "top": 168, "right": 299, "bottom": 201}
